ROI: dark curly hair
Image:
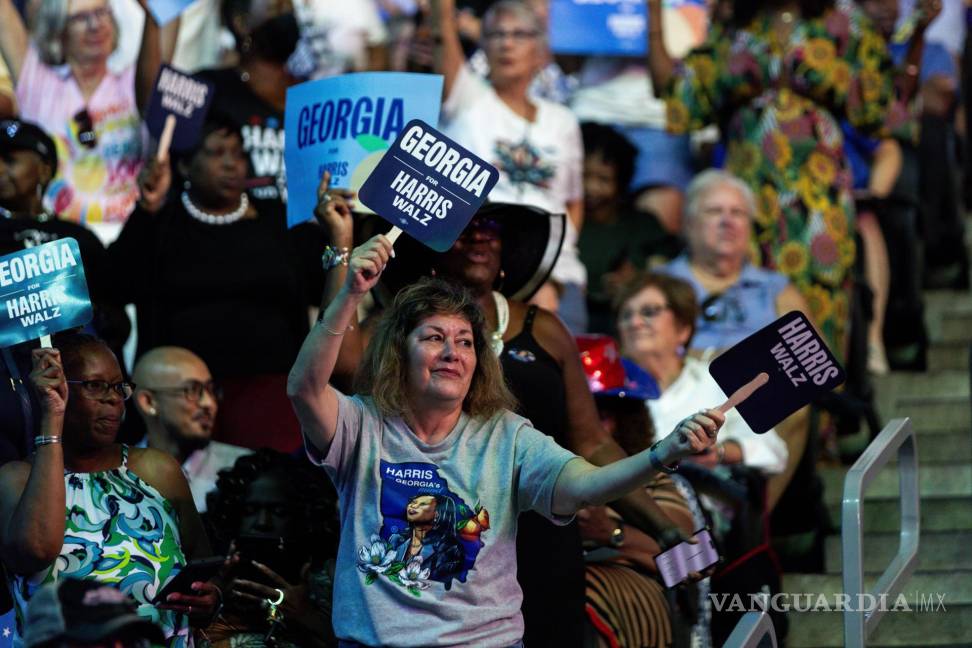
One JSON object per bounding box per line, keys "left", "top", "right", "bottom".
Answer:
{"left": 205, "top": 449, "right": 339, "bottom": 569}
{"left": 581, "top": 122, "right": 638, "bottom": 196}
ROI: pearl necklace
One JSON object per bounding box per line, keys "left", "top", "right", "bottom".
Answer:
{"left": 490, "top": 291, "right": 509, "bottom": 357}
{"left": 181, "top": 191, "right": 249, "bottom": 226}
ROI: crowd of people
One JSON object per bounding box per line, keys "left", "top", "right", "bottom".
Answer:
{"left": 0, "top": 0, "right": 968, "bottom": 646}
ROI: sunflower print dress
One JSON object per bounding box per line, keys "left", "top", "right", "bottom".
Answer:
{"left": 9, "top": 445, "right": 193, "bottom": 646}
{"left": 663, "top": 4, "right": 897, "bottom": 360}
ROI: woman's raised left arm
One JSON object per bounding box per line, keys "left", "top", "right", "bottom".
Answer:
{"left": 551, "top": 409, "right": 724, "bottom": 516}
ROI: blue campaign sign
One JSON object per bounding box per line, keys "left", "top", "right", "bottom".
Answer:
{"left": 357, "top": 120, "right": 499, "bottom": 252}
{"left": 549, "top": 0, "right": 708, "bottom": 56}
{"left": 284, "top": 72, "right": 443, "bottom": 228}
{"left": 145, "top": 65, "right": 215, "bottom": 152}
{"left": 147, "top": 0, "right": 196, "bottom": 26}
{"left": 0, "top": 239, "right": 93, "bottom": 348}
{"left": 709, "top": 311, "right": 845, "bottom": 434}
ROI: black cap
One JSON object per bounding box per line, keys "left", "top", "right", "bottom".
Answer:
{"left": 24, "top": 578, "right": 165, "bottom": 647}
{"left": 0, "top": 119, "right": 58, "bottom": 170}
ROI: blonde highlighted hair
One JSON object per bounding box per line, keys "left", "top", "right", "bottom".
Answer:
{"left": 355, "top": 278, "right": 516, "bottom": 419}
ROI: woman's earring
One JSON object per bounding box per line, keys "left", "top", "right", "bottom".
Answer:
{"left": 494, "top": 268, "right": 506, "bottom": 292}
{"left": 430, "top": 266, "right": 437, "bottom": 278}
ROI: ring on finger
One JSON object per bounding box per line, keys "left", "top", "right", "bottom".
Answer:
{"left": 270, "top": 588, "right": 285, "bottom": 606}
{"left": 319, "top": 193, "right": 333, "bottom": 205}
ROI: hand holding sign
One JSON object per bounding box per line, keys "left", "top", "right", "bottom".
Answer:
{"left": 345, "top": 235, "right": 395, "bottom": 296}
{"left": 656, "top": 408, "right": 726, "bottom": 468}
{"left": 29, "top": 347, "right": 68, "bottom": 417}
{"left": 709, "top": 312, "right": 845, "bottom": 434}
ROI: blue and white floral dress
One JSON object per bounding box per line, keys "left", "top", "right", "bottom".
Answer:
{"left": 8, "top": 445, "right": 192, "bottom": 646}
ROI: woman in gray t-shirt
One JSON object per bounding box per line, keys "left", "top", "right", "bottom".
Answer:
{"left": 288, "top": 235, "right": 725, "bottom": 647}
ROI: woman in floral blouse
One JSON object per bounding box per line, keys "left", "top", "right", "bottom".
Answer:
{"left": 645, "top": 0, "right": 897, "bottom": 361}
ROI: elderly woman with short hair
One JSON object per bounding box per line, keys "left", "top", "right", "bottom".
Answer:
{"left": 0, "top": 0, "right": 162, "bottom": 236}
{"left": 288, "top": 236, "right": 725, "bottom": 648}
{"left": 433, "top": 0, "right": 587, "bottom": 332}
{"left": 663, "top": 169, "right": 809, "bottom": 354}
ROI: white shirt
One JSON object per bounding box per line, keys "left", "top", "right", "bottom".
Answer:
{"left": 647, "top": 357, "right": 788, "bottom": 475}
{"left": 292, "top": 0, "right": 387, "bottom": 79}
{"left": 182, "top": 441, "right": 252, "bottom": 512}
{"left": 443, "top": 64, "right": 586, "bottom": 286}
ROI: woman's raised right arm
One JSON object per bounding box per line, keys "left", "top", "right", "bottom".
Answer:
{"left": 431, "top": 0, "right": 465, "bottom": 101}
{"left": 288, "top": 235, "right": 392, "bottom": 454}
{"left": 644, "top": 0, "right": 675, "bottom": 96}
{"left": 0, "top": 349, "right": 69, "bottom": 575}
{"left": 0, "top": 0, "right": 29, "bottom": 82}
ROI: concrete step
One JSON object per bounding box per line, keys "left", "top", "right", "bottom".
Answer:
{"left": 824, "top": 531, "right": 972, "bottom": 573}
{"left": 827, "top": 497, "right": 972, "bottom": 532}
{"left": 820, "top": 464, "right": 972, "bottom": 506}
{"left": 878, "top": 397, "right": 969, "bottom": 433}
{"left": 927, "top": 341, "right": 969, "bottom": 372}
{"left": 786, "top": 601, "right": 971, "bottom": 647}
{"left": 940, "top": 310, "right": 972, "bottom": 343}
{"left": 881, "top": 429, "right": 971, "bottom": 464}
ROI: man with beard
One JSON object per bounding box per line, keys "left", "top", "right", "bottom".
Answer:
{"left": 133, "top": 346, "right": 251, "bottom": 512}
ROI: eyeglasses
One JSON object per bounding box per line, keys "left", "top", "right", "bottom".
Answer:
{"left": 483, "top": 29, "right": 539, "bottom": 44}
{"left": 146, "top": 380, "right": 222, "bottom": 403}
{"left": 66, "top": 6, "right": 111, "bottom": 29}
{"left": 66, "top": 380, "right": 136, "bottom": 401}
{"left": 460, "top": 217, "right": 502, "bottom": 241}
{"left": 72, "top": 109, "right": 97, "bottom": 149}
{"left": 620, "top": 304, "right": 669, "bottom": 323}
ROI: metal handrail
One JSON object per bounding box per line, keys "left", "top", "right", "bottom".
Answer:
{"left": 721, "top": 610, "right": 777, "bottom": 648}
{"left": 842, "top": 417, "right": 920, "bottom": 647}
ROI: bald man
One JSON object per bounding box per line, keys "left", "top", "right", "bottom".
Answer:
{"left": 133, "top": 346, "right": 250, "bottom": 512}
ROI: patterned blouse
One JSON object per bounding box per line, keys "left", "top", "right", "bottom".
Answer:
{"left": 9, "top": 445, "right": 192, "bottom": 646}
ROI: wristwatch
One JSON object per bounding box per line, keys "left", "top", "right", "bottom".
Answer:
{"left": 321, "top": 246, "right": 350, "bottom": 271}
{"left": 609, "top": 522, "right": 626, "bottom": 548}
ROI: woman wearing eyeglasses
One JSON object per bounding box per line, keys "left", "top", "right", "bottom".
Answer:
{"left": 0, "top": 333, "right": 220, "bottom": 646}
{"left": 0, "top": 0, "right": 164, "bottom": 239}
{"left": 614, "top": 272, "right": 787, "bottom": 477}
{"left": 431, "top": 0, "right": 588, "bottom": 333}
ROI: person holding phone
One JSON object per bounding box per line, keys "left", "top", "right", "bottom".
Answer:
{"left": 288, "top": 242, "right": 726, "bottom": 647}
{"left": 0, "top": 333, "right": 219, "bottom": 647}
{"left": 202, "top": 449, "right": 339, "bottom": 647}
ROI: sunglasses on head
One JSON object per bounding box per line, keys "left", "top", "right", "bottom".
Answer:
{"left": 73, "top": 109, "right": 97, "bottom": 149}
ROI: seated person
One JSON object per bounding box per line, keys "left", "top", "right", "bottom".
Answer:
{"left": 579, "top": 123, "right": 680, "bottom": 335}
{"left": 614, "top": 272, "right": 788, "bottom": 477}
{"left": 204, "top": 449, "right": 340, "bottom": 647}
{"left": 576, "top": 335, "right": 706, "bottom": 648}
{"left": 132, "top": 346, "right": 251, "bottom": 513}
{"left": 0, "top": 333, "right": 219, "bottom": 646}
{"left": 24, "top": 578, "right": 165, "bottom": 648}
{"left": 661, "top": 169, "right": 808, "bottom": 355}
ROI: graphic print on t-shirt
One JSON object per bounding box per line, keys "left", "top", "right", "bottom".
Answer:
{"left": 242, "top": 116, "right": 287, "bottom": 204}
{"left": 493, "top": 139, "right": 555, "bottom": 190}
{"left": 356, "top": 460, "right": 490, "bottom": 595}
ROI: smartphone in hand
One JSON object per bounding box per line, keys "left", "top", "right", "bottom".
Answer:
{"left": 153, "top": 557, "right": 225, "bottom": 604}
{"left": 656, "top": 529, "right": 720, "bottom": 588}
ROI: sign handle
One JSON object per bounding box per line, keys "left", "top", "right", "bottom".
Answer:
{"left": 385, "top": 226, "right": 402, "bottom": 245}
{"left": 39, "top": 335, "right": 52, "bottom": 349}
{"left": 157, "top": 114, "right": 177, "bottom": 162}
{"left": 717, "top": 372, "right": 769, "bottom": 414}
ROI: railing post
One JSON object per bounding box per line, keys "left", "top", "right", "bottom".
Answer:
{"left": 842, "top": 418, "right": 920, "bottom": 647}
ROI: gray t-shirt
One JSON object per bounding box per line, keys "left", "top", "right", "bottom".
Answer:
{"left": 306, "top": 393, "right": 577, "bottom": 647}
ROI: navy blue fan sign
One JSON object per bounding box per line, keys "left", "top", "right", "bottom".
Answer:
{"left": 145, "top": 64, "right": 214, "bottom": 154}
{"left": 709, "top": 311, "right": 845, "bottom": 434}
{"left": 358, "top": 120, "right": 499, "bottom": 251}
